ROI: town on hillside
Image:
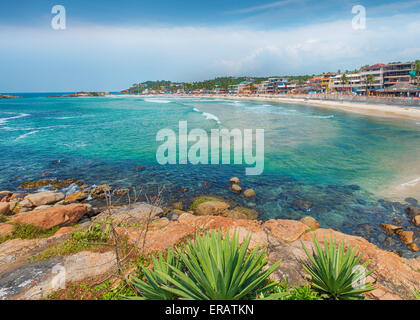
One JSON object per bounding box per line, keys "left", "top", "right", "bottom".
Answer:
{"left": 124, "top": 61, "right": 420, "bottom": 98}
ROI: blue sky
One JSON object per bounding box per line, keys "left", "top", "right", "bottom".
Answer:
{"left": 1, "top": 0, "right": 420, "bottom": 92}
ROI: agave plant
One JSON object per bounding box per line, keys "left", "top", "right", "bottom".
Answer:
{"left": 302, "top": 237, "right": 374, "bottom": 300}
{"left": 129, "top": 229, "right": 281, "bottom": 300}
{"left": 129, "top": 249, "right": 182, "bottom": 300}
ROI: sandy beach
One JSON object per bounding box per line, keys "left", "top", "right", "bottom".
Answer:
{"left": 194, "top": 94, "right": 420, "bottom": 121}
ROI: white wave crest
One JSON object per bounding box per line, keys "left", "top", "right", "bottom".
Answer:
{"left": 144, "top": 98, "right": 171, "bottom": 104}
{"left": 0, "top": 112, "right": 30, "bottom": 125}
{"left": 15, "top": 130, "right": 38, "bottom": 141}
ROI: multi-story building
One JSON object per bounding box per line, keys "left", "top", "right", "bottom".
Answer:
{"left": 330, "top": 73, "right": 362, "bottom": 92}
{"left": 228, "top": 84, "right": 239, "bottom": 95}
{"left": 359, "top": 63, "right": 385, "bottom": 91}
{"left": 383, "top": 62, "right": 416, "bottom": 88}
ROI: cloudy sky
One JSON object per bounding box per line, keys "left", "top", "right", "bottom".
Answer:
{"left": 1, "top": 0, "right": 420, "bottom": 92}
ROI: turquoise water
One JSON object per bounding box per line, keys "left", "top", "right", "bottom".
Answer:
{"left": 1, "top": 96, "right": 420, "bottom": 256}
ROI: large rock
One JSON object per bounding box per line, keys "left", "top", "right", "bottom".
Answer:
{"left": 300, "top": 216, "right": 321, "bottom": 229}
{"left": 396, "top": 230, "right": 414, "bottom": 245}
{"left": 10, "top": 204, "right": 91, "bottom": 229}
{"left": 0, "top": 202, "right": 10, "bottom": 215}
{"left": 0, "top": 223, "right": 16, "bottom": 237}
{"left": 380, "top": 223, "right": 403, "bottom": 235}
{"left": 405, "top": 206, "right": 420, "bottom": 217}
{"left": 264, "top": 219, "right": 310, "bottom": 242}
{"left": 90, "top": 184, "right": 110, "bottom": 199}
{"left": 411, "top": 215, "right": 420, "bottom": 227}
{"left": 24, "top": 192, "right": 65, "bottom": 207}
{"left": 195, "top": 201, "right": 230, "bottom": 216}
{"left": 92, "top": 202, "right": 164, "bottom": 225}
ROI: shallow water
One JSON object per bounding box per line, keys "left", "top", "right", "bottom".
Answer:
{"left": 1, "top": 95, "right": 420, "bottom": 257}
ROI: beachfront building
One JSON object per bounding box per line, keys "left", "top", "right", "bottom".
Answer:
{"left": 320, "top": 73, "right": 336, "bottom": 93}
{"left": 228, "top": 84, "right": 239, "bottom": 95}
{"left": 331, "top": 73, "right": 362, "bottom": 93}
{"left": 383, "top": 62, "right": 416, "bottom": 88}
{"left": 257, "top": 80, "right": 269, "bottom": 94}
{"left": 359, "top": 63, "right": 385, "bottom": 92}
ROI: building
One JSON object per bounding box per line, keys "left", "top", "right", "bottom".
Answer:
{"left": 331, "top": 73, "right": 362, "bottom": 93}
{"left": 383, "top": 62, "right": 416, "bottom": 88}
{"left": 359, "top": 63, "right": 385, "bottom": 91}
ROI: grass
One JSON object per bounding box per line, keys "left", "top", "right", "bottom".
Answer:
{"left": 30, "top": 222, "right": 111, "bottom": 261}
{"left": 0, "top": 223, "right": 60, "bottom": 244}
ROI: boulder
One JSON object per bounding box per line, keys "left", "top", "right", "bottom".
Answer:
{"left": 396, "top": 230, "right": 414, "bottom": 245}
{"left": 405, "top": 206, "right": 420, "bottom": 217}
{"left": 0, "top": 223, "right": 16, "bottom": 237}
{"left": 229, "top": 177, "right": 240, "bottom": 184}
{"left": 380, "top": 223, "right": 403, "bottom": 235}
{"left": 0, "top": 191, "right": 12, "bottom": 198}
{"left": 90, "top": 184, "right": 110, "bottom": 199}
{"left": 10, "top": 203, "right": 92, "bottom": 229}
{"left": 18, "top": 178, "right": 76, "bottom": 190}
{"left": 294, "top": 199, "right": 312, "bottom": 211}
{"left": 243, "top": 188, "right": 256, "bottom": 198}
{"left": 300, "top": 216, "right": 321, "bottom": 229}
{"left": 24, "top": 192, "right": 65, "bottom": 207}
{"left": 264, "top": 219, "right": 310, "bottom": 242}
{"left": 231, "top": 184, "right": 242, "bottom": 194}
{"left": 0, "top": 202, "right": 10, "bottom": 215}
{"left": 411, "top": 215, "right": 420, "bottom": 227}
{"left": 64, "top": 190, "right": 89, "bottom": 203}
{"left": 195, "top": 201, "right": 230, "bottom": 216}
{"left": 407, "top": 243, "right": 419, "bottom": 252}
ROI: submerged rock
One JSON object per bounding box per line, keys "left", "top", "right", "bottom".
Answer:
{"left": 243, "top": 188, "right": 256, "bottom": 198}
{"left": 18, "top": 178, "right": 77, "bottom": 190}
{"left": 226, "top": 206, "right": 258, "bottom": 220}
{"left": 380, "top": 223, "right": 403, "bottom": 235}
{"left": 172, "top": 201, "right": 183, "bottom": 210}
{"left": 90, "top": 184, "right": 110, "bottom": 199}
{"left": 195, "top": 201, "right": 230, "bottom": 216}
{"left": 293, "top": 199, "right": 313, "bottom": 211}
{"left": 405, "top": 206, "right": 420, "bottom": 217}
{"left": 231, "top": 184, "right": 242, "bottom": 194}
{"left": 229, "top": 177, "right": 240, "bottom": 184}
{"left": 64, "top": 190, "right": 89, "bottom": 204}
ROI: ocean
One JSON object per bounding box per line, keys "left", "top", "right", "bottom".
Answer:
{"left": 1, "top": 95, "right": 420, "bottom": 257}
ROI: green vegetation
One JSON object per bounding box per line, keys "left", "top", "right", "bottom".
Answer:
{"left": 302, "top": 237, "right": 374, "bottom": 300}
{"left": 258, "top": 281, "right": 321, "bottom": 300}
{"left": 129, "top": 230, "right": 281, "bottom": 300}
{"left": 0, "top": 223, "right": 60, "bottom": 244}
{"left": 31, "top": 222, "right": 111, "bottom": 261}
{"left": 413, "top": 290, "right": 420, "bottom": 300}
{"left": 190, "top": 195, "right": 226, "bottom": 209}
{"left": 18, "top": 178, "right": 77, "bottom": 190}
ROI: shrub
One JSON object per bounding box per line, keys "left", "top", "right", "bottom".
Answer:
{"left": 302, "top": 237, "right": 374, "bottom": 300}
{"left": 129, "top": 230, "right": 281, "bottom": 300}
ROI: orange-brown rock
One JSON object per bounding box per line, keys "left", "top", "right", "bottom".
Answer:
{"left": 0, "top": 223, "right": 16, "bottom": 237}
{"left": 264, "top": 219, "right": 309, "bottom": 242}
{"left": 231, "top": 184, "right": 242, "bottom": 194}
{"left": 243, "top": 188, "right": 256, "bottom": 198}
{"left": 195, "top": 201, "right": 230, "bottom": 216}
{"left": 407, "top": 243, "right": 419, "bottom": 252}
{"left": 24, "top": 191, "right": 65, "bottom": 207}
{"left": 0, "top": 202, "right": 10, "bottom": 215}
{"left": 380, "top": 223, "right": 402, "bottom": 235}
{"left": 64, "top": 190, "right": 89, "bottom": 203}
{"left": 300, "top": 216, "right": 321, "bottom": 229}
{"left": 411, "top": 215, "right": 420, "bottom": 227}
{"left": 10, "top": 204, "right": 91, "bottom": 229}
{"left": 396, "top": 230, "right": 414, "bottom": 245}
{"left": 54, "top": 226, "right": 75, "bottom": 236}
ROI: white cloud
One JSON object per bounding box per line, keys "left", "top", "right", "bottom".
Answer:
{"left": 1, "top": 12, "right": 419, "bottom": 91}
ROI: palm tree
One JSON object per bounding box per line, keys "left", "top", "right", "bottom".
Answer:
{"left": 365, "top": 75, "right": 375, "bottom": 95}
{"left": 341, "top": 74, "right": 349, "bottom": 93}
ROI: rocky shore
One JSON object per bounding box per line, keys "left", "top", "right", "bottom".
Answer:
{"left": 0, "top": 177, "right": 419, "bottom": 300}
{"left": 48, "top": 92, "right": 109, "bottom": 98}
{"left": 0, "top": 94, "right": 23, "bottom": 99}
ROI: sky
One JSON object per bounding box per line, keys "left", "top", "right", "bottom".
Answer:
{"left": 1, "top": 0, "right": 420, "bottom": 92}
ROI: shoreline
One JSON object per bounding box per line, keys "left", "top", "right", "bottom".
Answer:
{"left": 125, "top": 93, "right": 420, "bottom": 121}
